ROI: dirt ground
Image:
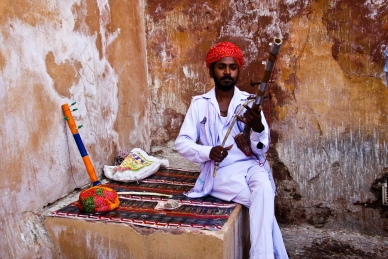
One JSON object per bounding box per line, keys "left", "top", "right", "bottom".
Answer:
{"left": 281, "top": 224, "right": 388, "bottom": 259}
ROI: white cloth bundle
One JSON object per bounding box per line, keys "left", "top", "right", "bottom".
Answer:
{"left": 104, "top": 148, "right": 169, "bottom": 182}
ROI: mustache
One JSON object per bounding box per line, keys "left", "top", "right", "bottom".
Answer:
{"left": 221, "top": 76, "right": 233, "bottom": 80}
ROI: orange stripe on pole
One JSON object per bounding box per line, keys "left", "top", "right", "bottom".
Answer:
{"left": 82, "top": 156, "right": 99, "bottom": 183}
{"left": 61, "top": 104, "right": 79, "bottom": 135}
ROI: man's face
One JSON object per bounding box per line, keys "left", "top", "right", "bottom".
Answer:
{"left": 210, "top": 57, "right": 240, "bottom": 91}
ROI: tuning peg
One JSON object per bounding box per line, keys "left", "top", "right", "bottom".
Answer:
{"left": 64, "top": 117, "right": 69, "bottom": 121}
{"left": 71, "top": 102, "right": 77, "bottom": 106}
{"left": 72, "top": 108, "right": 78, "bottom": 112}
{"left": 78, "top": 125, "right": 83, "bottom": 129}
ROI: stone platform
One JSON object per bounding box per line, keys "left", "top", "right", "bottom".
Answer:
{"left": 44, "top": 202, "right": 249, "bottom": 259}
{"left": 44, "top": 166, "right": 251, "bottom": 259}
{"left": 43, "top": 186, "right": 388, "bottom": 259}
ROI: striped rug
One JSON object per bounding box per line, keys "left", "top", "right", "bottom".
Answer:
{"left": 50, "top": 168, "right": 237, "bottom": 231}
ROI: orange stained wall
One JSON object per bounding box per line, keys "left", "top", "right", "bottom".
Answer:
{"left": 1, "top": 0, "right": 388, "bottom": 258}
{"left": 146, "top": 0, "right": 388, "bottom": 235}
{"left": 0, "top": 0, "right": 148, "bottom": 258}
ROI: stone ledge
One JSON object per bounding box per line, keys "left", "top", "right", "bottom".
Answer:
{"left": 44, "top": 204, "right": 249, "bottom": 259}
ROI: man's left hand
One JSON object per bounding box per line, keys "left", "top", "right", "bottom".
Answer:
{"left": 237, "top": 104, "right": 264, "bottom": 133}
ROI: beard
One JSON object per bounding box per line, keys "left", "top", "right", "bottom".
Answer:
{"left": 213, "top": 73, "right": 239, "bottom": 91}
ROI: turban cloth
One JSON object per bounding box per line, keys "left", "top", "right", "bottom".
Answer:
{"left": 205, "top": 42, "right": 244, "bottom": 68}
{"left": 77, "top": 186, "right": 120, "bottom": 213}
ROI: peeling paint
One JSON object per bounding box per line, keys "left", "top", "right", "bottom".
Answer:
{"left": 0, "top": 0, "right": 149, "bottom": 257}
{"left": 146, "top": 0, "right": 388, "bottom": 236}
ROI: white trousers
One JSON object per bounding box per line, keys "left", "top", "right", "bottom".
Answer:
{"left": 232, "top": 165, "right": 288, "bottom": 259}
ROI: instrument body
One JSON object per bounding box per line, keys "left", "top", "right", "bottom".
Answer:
{"left": 213, "top": 38, "right": 282, "bottom": 177}
{"left": 235, "top": 38, "right": 282, "bottom": 156}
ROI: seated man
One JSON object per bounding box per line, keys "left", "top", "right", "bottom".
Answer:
{"left": 175, "top": 42, "right": 288, "bottom": 259}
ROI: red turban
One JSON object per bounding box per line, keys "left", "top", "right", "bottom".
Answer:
{"left": 205, "top": 42, "right": 244, "bottom": 68}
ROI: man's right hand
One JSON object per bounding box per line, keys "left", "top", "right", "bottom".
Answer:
{"left": 210, "top": 145, "right": 233, "bottom": 162}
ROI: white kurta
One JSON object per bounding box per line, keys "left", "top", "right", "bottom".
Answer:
{"left": 175, "top": 86, "right": 288, "bottom": 259}
{"left": 175, "top": 87, "right": 271, "bottom": 199}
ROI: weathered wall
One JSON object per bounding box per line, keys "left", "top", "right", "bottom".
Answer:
{"left": 146, "top": 0, "right": 388, "bottom": 236}
{"left": 2, "top": 0, "right": 388, "bottom": 257}
{"left": 0, "top": 0, "right": 148, "bottom": 258}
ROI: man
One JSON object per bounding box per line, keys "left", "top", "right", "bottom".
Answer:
{"left": 175, "top": 42, "right": 288, "bottom": 259}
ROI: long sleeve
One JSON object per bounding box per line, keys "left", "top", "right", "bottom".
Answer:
{"left": 175, "top": 100, "right": 213, "bottom": 163}
{"left": 250, "top": 110, "right": 270, "bottom": 157}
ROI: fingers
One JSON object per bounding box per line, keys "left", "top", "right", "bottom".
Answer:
{"left": 242, "top": 104, "right": 251, "bottom": 110}
{"left": 210, "top": 146, "right": 222, "bottom": 161}
{"left": 217, "top": 148, "right": 225, "bottom": 161}
{"left": 211, "top": 145, "right": 232, "bottom": 162}
{"left": 243, "top": 104, "right": 262, "bottom": 112}
{"left": 236, "top": 115, "right": 245, "bottom": 124}
{"left": 219, "top": 146, "right": 231, "bottom": 159}
{"left": 243, "top": 104, "right": 262, "bottom": 117}
{"left": 237, "top": 104, "right": 262, "bottom": 124}
{"left": 237, "top": 113, "right": 254, "bottom": 125}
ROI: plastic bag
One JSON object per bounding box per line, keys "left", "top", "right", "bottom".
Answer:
{"left": 103, "top": 148, "right": 169, "bottom": 182}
